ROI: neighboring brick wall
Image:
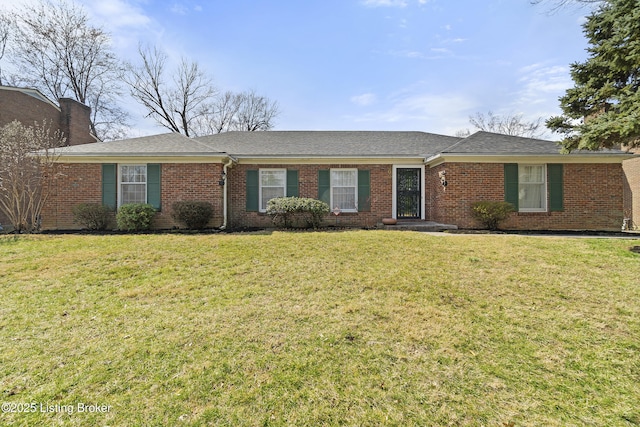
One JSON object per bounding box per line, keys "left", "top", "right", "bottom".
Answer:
{"left": 428, "top": 162, "right": 625, "bottom": 231}
{"left": 0, "top": 89, "right": 60, "bottom": 130}
{"left": 622, "top": 157, "right": 640, "bottom": 229}
{"left": 227, "top": 163, "right": 394, "bottom": 229}
{"left": 58, "top": 98, "right": 95, "bottom": 146}
{"left": 42, "top": 163, "right": 225, "bottom": 230}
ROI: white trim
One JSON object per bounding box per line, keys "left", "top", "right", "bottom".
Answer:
{"left": 258, "top": 168, "right": 287, "bottom": 213}
{"left": 330, "top": 168, "right": 358, "bottom": 213}
{"left": 518, "top": 164, "right": 547, "bottom": 212}
{"left": 117, "top": 164, "right": 147, "bottom": 207}
{"left": 426, "top": 153, "right": 632, "bottom": 166}
{"left": 53, "top": 155, "right": 230, "bottom": 164}
{"left": 234, "top": 157, "right": 426, "bottom": 165}
{"left": 392, "top": 165, "right": 426, "bottom": 220}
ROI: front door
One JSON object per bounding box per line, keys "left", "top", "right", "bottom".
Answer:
{"left": 396, "top": 168, "right": 421, "bottom": 219}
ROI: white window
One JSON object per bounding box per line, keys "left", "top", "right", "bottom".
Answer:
{"left": 259, "top": 169, "right": 286, "bottom": 212}
{"left": 519, "top": 164, "right": 546, "bottom": 212}
{"left": 331, "top": 169, "right": 357, "bottom": 212}
{"left": 119, "top": 164, "right": 147, "bottom": 206}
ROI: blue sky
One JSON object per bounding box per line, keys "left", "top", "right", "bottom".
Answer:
{"left": 5, "top": 0, "right": 595, "bottom": 138}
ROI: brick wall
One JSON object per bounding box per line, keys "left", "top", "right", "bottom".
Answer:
{"left": 155, "top": 163, "right": 224, "bottom": 229}
{"left": 0, "top": 89, "right": 60, "bottom": 130}
{"left": 39, "top": 160, "right": 627, "bottom": 232}
{"left": 41, "top": 163, "right": 103, "bottom": 230}
{"left": 227, "top": 163, "right": 394, "bottom": 229}
{"left": 58, "top": 98, "right": 95, "bottom": 146}
{"left": 428, "top": 162, "right": 625, "bottom": 231}
{"left": 42, "top": 163, "right": 225, "bottom": 230}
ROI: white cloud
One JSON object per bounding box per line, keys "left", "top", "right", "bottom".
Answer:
{"left": 516, "top": 63, "right": 571, "bottom": 106}
{"left": 171, "top": 3, "right": 189, "bottom": 15}
{"left": 345, "top": 88, "right": 478, "bottom": 135}
{"left": 84, "top": 0, "right": 152, "bottom": 29}
{"left": 361, "top": 0, "right": 408, "bottom": 7}
{"left": 350, "top": 93, "right": 378, "bottom": 106}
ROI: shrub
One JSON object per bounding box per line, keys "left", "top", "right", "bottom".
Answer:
{"left": 266, "top": 197, "right": 330, "bottom": 229}
{"left": 471, "top": 201, "right": 515, "bottom": 230}
{"left": 171, "top": 201, "right": 214, "bottom": 230}
{"left": 72, "top": 203, "right": 113, "bottom": 231}
{"left": 116, "top": 203, "right": 156, "bottom": 231}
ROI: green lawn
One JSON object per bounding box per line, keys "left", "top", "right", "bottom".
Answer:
{"left": 0, "top": 231, "right": 639, "bottom": 426}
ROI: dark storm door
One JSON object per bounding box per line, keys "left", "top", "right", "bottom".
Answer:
{"left": 396, "top": 168, "right": 421, "bottom": 219}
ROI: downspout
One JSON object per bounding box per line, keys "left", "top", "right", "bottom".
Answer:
{"left": 220, "top": 156, "right": 236, "bottom": 230}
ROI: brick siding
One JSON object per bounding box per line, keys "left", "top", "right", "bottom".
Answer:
{"left": 428, "top": 162, "right": 625, "bottom": 231}
{"left": 40, "top": 160, "right": 627, "bottom": 232}
{"left": 42, "top": 163, "right": 225, "bottom": 230}
{"left": 1, "top": 89, "right": 95, "bottom": 229}
{"left": 227, "top": 163, "right": 394, "bottom": 229}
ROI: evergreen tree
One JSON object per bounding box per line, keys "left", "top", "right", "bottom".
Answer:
{"left": 546, "top": 0, "right": 640, "bottom": 151}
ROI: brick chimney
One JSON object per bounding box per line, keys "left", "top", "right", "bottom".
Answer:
{"left": 58, "top": 98, "right": 97, "bottom": 146}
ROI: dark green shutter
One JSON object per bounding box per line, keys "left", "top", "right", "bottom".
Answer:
{"left": 102, "top": 164, "right": 117, "bottom": 210}
{"left": 357, "top": 170, "right": 371, "bottom": 212}
{"left": 147, "top": 164, "right": 161, "bottom": 210}
{"left": 318, "top": 170, "right": 330, "bottom": 204}
{"left": 548, "top": 164, "right": 564, "bottom": 212}
{"left": 246, "top": 170, "right": 259, "bottom": 212}
{"left": 287, "top": 170, "right": 299, "bottom": 197}
{"left": 504, "top": 163, "right": 519, "bottom": 210}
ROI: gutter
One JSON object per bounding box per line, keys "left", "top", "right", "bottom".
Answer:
{"left": 220, "top": 156, "right": 237, "bottom": 230}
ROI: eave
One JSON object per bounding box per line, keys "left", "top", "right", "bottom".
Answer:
{"left": 425, "top": 152, "right": 635, "bottom": 167}
{"left": 233, "top": 155, "right": 429, "bottom": 165}
{"left": 52, "top": 153, "right": 232, "bottom": 164}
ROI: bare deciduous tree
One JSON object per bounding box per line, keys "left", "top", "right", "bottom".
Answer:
{"left": 466, "top": 111, "right": 545, "bottom": 138}
{"left": 530, "top": 0, "right": 605, "bottom": 12}
{"left": 0, "top": 120, "right": 64, "bottom": 233}
{"left": 8, "top": 0, "right": 128, "bottom": 141}
{"left": 127, "top": 45, "right": 280, "bottom": 137}
{"left": 191, "top": 89, "right": 281, "bottom": 135}
{"left": 0, "top": 15, "right": 10, "bottom": 85}
{"left": 125, "top": 45, "right": 216, "bottom": 137}
{"left": 235, "top": 89, "right": 280, "bottom": 132}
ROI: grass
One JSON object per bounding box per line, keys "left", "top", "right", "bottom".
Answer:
{"left": 0, "top": 230, "right": 639, "bottom": 426}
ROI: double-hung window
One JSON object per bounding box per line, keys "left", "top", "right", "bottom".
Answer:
{"left": 518, "top": 164, "right": 546, "bottom": 212}
{"left": 259, "top": 169, "right": 286, "bottom": 212}
{"left": 331, "top": 169, "right": 358, "bottom": 212}
{"left": 119, "top": 165, "right": 147, "bottom": 205}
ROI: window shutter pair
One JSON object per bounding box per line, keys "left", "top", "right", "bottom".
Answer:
{"left": 503, "top": 163, "right": 563, "bottom": 212}
{"left": 317, "top": 169, "right": 371, "bottom": 212}
{"left": 101, "top": 164, "right": 161, "bottom": 210}
{"left": 246, "top": 170, "right": 299, "bottom": 212}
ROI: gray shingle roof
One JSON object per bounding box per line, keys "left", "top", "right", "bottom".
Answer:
{"left": 54, "top": 133, "right": 225, "bottom": 156}
{"left": 443, "top": 131, "right": 629, "bottom": 155}
{"left": 195, "top": 131, "right": 461, "bottom": 157}
{"left": 52, "top": 130, "right": 632, "bottom": 159}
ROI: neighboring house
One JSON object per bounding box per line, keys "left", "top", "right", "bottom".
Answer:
{"left": 40, "top": 130, "right": 634, "bottom": 231}
{"left": 0, "top": 85, "right": 99, "bottom": 228}
{"left": 0, "top": 86, "right": 98, "bottom": 147}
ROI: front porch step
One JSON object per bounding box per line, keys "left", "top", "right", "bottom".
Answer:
{"left": 381, "top": 220, "right": 458, "bottom": 232}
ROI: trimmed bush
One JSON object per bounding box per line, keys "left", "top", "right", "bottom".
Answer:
{"left": 471, "top": 201, "right": 515, "bottom": 230}
{"left": 171, "top": 201, "right": 214, "bottom": 230}
{"left": 72, "top": 203, "right": 113, "bottom": 231}
{"left": 266, "top": 197, "right": 330, "bottom": 229}
{"left": 116, "top": 203, "right": 156, "bottom": 231}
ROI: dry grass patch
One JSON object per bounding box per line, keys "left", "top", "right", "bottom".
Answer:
{"left": 0, "top": 231, "right": 639, "bottom": 426}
